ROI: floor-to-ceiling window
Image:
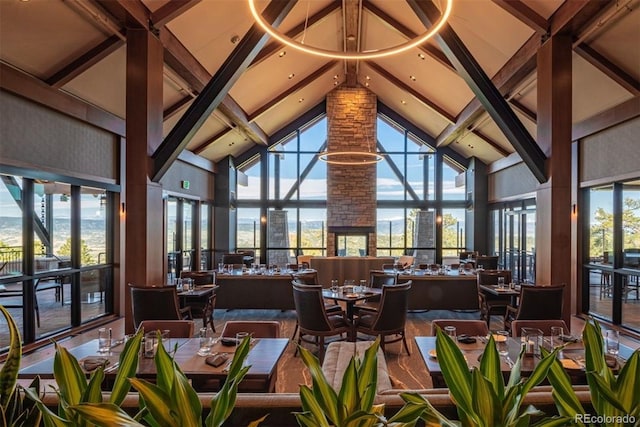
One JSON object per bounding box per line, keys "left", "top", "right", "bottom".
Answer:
{"left": 235, "top": 112, "right": 467, "bottom": 266}
{"left": 165, "top": 196, "right": 211, "bottom": 278}
{"left": 583, "top": 181, "right": 640, "bottom": 333}
{"left": 0, "top": 174, "right": 115, "bottom": 347}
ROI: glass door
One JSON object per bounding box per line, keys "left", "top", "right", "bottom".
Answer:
{"left": 501, "top": 208, "right": 536, "bottom": 283}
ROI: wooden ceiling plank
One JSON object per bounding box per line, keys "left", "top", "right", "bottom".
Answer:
{"left": 509, "top": 99, "right": 537, "bottom": 123}
{"left": 363, "top": 0, "right": 453, "bottom": 72}
{"left": 151, "top": 0, "right": 201, "bottom": 28}
{"left": 574, "top": 43, "right": 640, "bottom": 96}
{"left": 250, "top": 2, "right": 341, "bottom": 68}
{"left": 491, "top": 0, "right": 548, "bottom": 34}
{"left": 408, "top": 0, "right": 547, "bottom": 183}
{"left": 152, "top": 0, "right": 298, "bottom": 182}
{"left": 474, "top": 130, "right": 512, "bottom": 157}
{"left": 366, "top": 61, "right": 455, "bottom": 122}
{"left": 192, "top": 129, "right": 231, "bottom": 155}
{"left": 164, "top": 95, "right": 192, "bottom": 120}
{"left": 96, "top": 0, "right": 150, "bottom": 29}
{"left": 248, "top": 60, "right": 338, "bottom": 121}
{"left": 344, "top": 0, "right": 359, "bottom": 86}
{"left": 572, "top": 95, "right": 640, "bottom": 141}
{"left": 46, "top": 36, "right": 124, "bottom": 88}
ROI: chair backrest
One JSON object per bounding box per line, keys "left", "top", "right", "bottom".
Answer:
{"left": 130, "top": 285, "right": 182, "bottom": 329}
{"left": 292, "top": 270, "right": 319, "bottom": 284}
{"left": 370, "top": 281, "right": 411, "bottom": 332}
{"left": 221, "top": 321, "right": 281, "bottom": 338}
{"left": 180, "top": 270, "right": 215, "bottom": 285}
{"left": 286, "top": 263, "right": 300, "bottom": 271}
{"left": 460, "top": 251, "right": 478, "bottom": 260}
{"left": 222, "top": 253, "right": 245, "bottom": 265}
{"left": 297, "top": 255, "right": 312, "bottom": 266}
{"left": 431, "top": 319, "right": 489, "bottom": 337}
{"left": 475, "top": 255, "right": 499, "bottom": 270}
{"left": 138, "top": 320, "right": 195, "bottom": 338}
{"left": 477, "top": 269, "right": 512, "bottom": 286}
{"left": 292, "top": 284, "right": 334, "bottom": 332}
{"left": 514, "top": 284, "right": 565, "bottom": 320}
{"left": 369, "top": 270, "right": 398, "bottom": 288}
{"left": 510, "top": 319, "right": 570, "bottom": 337}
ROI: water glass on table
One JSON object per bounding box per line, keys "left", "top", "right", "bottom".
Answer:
{"left": 550, "top": 326, "right": 564, "bottom": 350}
{"left": 98, "top": 327, "right": 112, "bottom": 353}
{"left": 495, "top": 330, "right": 509, "bottom": 356}
{"left": 605, "top": 330, "right": 619, "bottom": 356}
{"left": 198, "top": 326, "right": 215, "bottom": 356}
{"left": 330, "top": 279, "right": 339, "bottom": 294}
{"left": 444, "top": 326, "right": 456, "bottom": 339}
{"left": 236, "top": 331, "right": 249, "bottom": 348}
{"left": 497, "top": 276, "right": 505, "bottom": 289}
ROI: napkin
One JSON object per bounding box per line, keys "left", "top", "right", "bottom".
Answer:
{"left": 82, "top": 357, "right": 109, "bottom": 372}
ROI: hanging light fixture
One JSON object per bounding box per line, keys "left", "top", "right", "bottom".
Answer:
{"left": 247, "top": 0, "right": 453, "bottom": 60}
{"left": 318, "top": 136, "right": 384, "bottom": 166}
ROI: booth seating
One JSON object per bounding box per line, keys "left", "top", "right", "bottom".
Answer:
{"left": 321, "top": 341, "right": 392, "bottom": 393}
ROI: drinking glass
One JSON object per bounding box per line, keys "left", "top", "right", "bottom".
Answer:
{"left": 359, "top": 279, "right": 368, "bottom": 293}
{"left": 477, "top": 264, "right": 484, "bottom": 271}
{"left": 550, "top": 326, "right": 564, "bottom": 349}
{"left": 444, "top": 326, "right": 456, "bottom": 339}
{"left": 218, "top": 262, "right": 224, "bottom": 273}
{"left": 605, "top": 330, "right": 619, "bottom": 356}
{"left": 496, "top": 330, "right": 509, "bottom": 356}
{"left": 236, "top": 331, "right": 249, "bottom": 348}
{"left": 98, "top": 327, "right": 111, "bottom": 353}
{"left": 497, "top": 277, "right": 505, "bottom": 289}
{"left": 330, "top": 279, "right": 339, "bottom": 293}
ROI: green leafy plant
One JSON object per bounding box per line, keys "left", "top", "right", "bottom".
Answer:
{"left": 52, "top": 334, "right": 259, "bottom": 427}
{"left": 294, "top": 337, "right": 429, "bottom": 426}
{"left": 0, "top": 305, "right": 42, "bottom": 427}
{"left": 545, "top": 317, "right": 639, "bottom": 427}
{"left": 410, "top": 329, "right": 570, "bottom": 427}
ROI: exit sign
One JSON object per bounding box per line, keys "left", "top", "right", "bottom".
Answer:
{"left": 181, "top": 180, "right": 190, "bottom": 190}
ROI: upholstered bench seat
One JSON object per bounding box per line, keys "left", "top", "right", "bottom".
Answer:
{"left": 321, "top": 341, "right": 392, "bottom": 393}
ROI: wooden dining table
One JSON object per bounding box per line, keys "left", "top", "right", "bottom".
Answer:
{"left": 415, "top": 335, "right": 634, "bottom": 388}
{"left": 322, "top": 286, "right": 382, "bottom": 321}
{"left": 18, "top": 337, "right": 289, "bottom": 393}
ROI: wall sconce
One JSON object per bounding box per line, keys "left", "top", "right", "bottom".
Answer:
{"left": 571, "top": 203, "right": 577, "bottom": 216}
{"left": 436, "top": 215, "right": 442, "bottom": 224}
{"left": 260, "top": 215, "right": 267, "bottom": 224}
{"left": 120, "top": 202, "right": 126, "bottom": 216}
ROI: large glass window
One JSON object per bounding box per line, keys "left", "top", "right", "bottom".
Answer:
{"left": 0, "top": 175, "right": 23, "bottom": 277}
{"left": 299, "top": 208, "right": 326, "bottom": 256}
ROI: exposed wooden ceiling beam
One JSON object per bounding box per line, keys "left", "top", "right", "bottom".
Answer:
{"left": 491, "top": 0, "right": 548, "bottom": 34}
{"left": 248, "top": 60, "right": 338, "bottom": 121}
{"left": 152, "top": 0, "right": 298, "bottom": 182}
{"left": 408, "top": 0, "right": 547, "bottom": 183}
{"left": 46, "top": 36, "right": 124, "bottom": 88}
{"left": 250, "top": 2, "right": 340, "bottom": 69}
{"left": 509, "top": 99, "right": 537, "bottom": 123}
{"left": 163, "top": 95, "right": 192, "bottom": 120}
{"left": 192, "top": 129, "right": 230, "bottom": 155}
{"left": 363, "top": 0, "right": 453, "bottom": 72}
{"left": 574, "top": 43, "right": 640, "bottom": 96}
{"left": 159, "top": 28, "right": 267, "bottom": 145}
{"left": 433, "top": 0, "right": 615, "bottom": 149}
{"left": 343, "top": 0, "right": 359, "bottom": 86}
{"left": 473, "top": 130, "right": 512, "bottom": 157}
{"left": 366, "top": 61, "right": 455, "bottom": 122}
{"left": 572, "top": 95, "right": 640, "bottom": 141}
{"left": 96, "top": 0, "right": 149, "bottom": 29}
{"left": 151, "top": 0, "right": 200, "bottom": 28}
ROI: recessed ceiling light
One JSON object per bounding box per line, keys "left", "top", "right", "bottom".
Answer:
{"left": 410, "top": 75, "right": 416, "bottom": 81}
{"left": 230, "top": 35, "right": 240, "bottom": 44}
{"left": 364, "top": 82, "right": 370, "bottom": 87}
{"left": 365, "top": 75, "right": 371, "bottom": 80}
{"left": 418, "top": 53, "right": 426, "bottom": 60}
{"left": 278, "top": 51, "right": 286, "bottom": 57}
{"left": 468, "top": 144, "right": 474, "bottom": 149}
{"left": 288, "top": 73, "right": 295, "bottom": 79}
{"left": 298, "top": 98, "right": 304, "bottom": 103}
{"left": 333, "top": 81, "right": 339, "bottom": 86}
{"left": 401, "top": 100, "right": 407, "bottom": 105}
{"left": 333, "top": 75, "right": 339, "bottom": 79}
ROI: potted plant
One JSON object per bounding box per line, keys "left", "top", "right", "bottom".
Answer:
{"left": 544, "top": 317, "right": 639, "bottom": 427}
{"left": 294, "top": 337, "right": 430, "bottom": 426}
{"left": 0, "top": 306, "right": 42, "bottom": 426}
{"left": 407, "top": 328, "right": 570, "bottom": 426}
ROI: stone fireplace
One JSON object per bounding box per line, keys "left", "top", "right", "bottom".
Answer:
{"left": 326, "top": 86, "right": 377, "bottom": 255}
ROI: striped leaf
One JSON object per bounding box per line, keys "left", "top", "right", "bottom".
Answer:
{"left": 541, "top": 347, "right": 585, "bottom": 420}
{"left": 69, "top": 403, "right": 143, "bottom": 427}
{"left": 298, "top": 345, "right": 339, "bottom": 421}
{"left": 299, "top": 385, "right": 330, "bottom": 427}
{"left": 169, "top": 367, "right": 201, "bottom": 427}
{"left": 357, "top": 338, "right": 380, "bottom": 410}
{"left": 21, "top": 386, "right": 72, "bottom": 427}
{"left": 109, "top": 331, "right": 143, "bottom": 405}
{"left": 0, "top": 306, "right": 21, "bottom": 412}
{"left": 478, "top": 335, "right": 504, "bottom": 400}
{"left": 81, "top": 368, "right": 104, "bottom": 404}
{"left": 129, "top": 378, "right": 177, "bottom": 427}
{"left": 337, "top": 357, "right": 359, "bottom": 418}
{"left": 613, "top": 349, "right": 639, "bottom": 414}
{"left": 470, "top": 368, "right": 499, "bottom": 427}
{"left": 53, "top": 343, "right": 87, "bottom": 407}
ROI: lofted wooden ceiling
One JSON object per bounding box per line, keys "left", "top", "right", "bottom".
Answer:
{"left": 1, "top": 0, "right": 638, "bottom": 175}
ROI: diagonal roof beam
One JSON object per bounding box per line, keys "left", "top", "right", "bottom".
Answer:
{"left": 46, "top": 36, "right": 125, "bottom": 88}
{"left": 434, "top": 0, "right": 615, "bottom": 150}
{"left": 492, "top": 0, "right": 548, "bottom": 34}
{"left": 407, "top": 0, "right": 546, "bottom": 183}
{"left": 152, "top": 0, "right": 298, "bottom": 181}
{"left": 574, "top": 43, "right": 640, "bottom": 96}
{"left": 151, "top": 0, "right": 200, "bottom": 28}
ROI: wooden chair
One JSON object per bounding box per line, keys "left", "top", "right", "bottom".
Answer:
{"left": 510, "top": 319, "right": 569, "bottom": 337}
{"left": 431, "top": 319, "right": 489, "bottom": 337}
{"left": 180, "top": 270, "right": 217, "bottom": 330}
{"left": 475, "top": 255, "right": 499, "bottom": 270}
{"left": 504, "top": 284, "right": 565, "bottom": 333}
{"left": 459, "top": 251, "right": 478, "bottom": 261}
{"left": 477, "top": 270, "right": 513, "bottom": 327}
{"left": 221, "top": 321, "right": 280, "bottom": 338}
{"left": 138, "top": 320, "right": 195, "bottom": 338}
{"left": 354, "top": 270, "right": 398, "bottom": 314}
{"left": 222, "top": 253, "right": 245, "bottom": 265}
{"left": 130, "top": 285, "right": 191, "bottom": 329}
{"left": 292, "top": 283, "right": 351, "bottom": 362}
{"left": 355, "top": 281, "right": 412, "bottom": 355}
{"left": 397, "top": 255, "right": 415, "bottom": 268}
{"left": 290, "top": 278, "right": 341, "bottom": 340}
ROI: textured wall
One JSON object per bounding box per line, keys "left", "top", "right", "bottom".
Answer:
{"left": 160, "top": 159, "right": 214, "bottom": 200}
{"left": 326, "top": 86, "right": 377, "bottom": 255}
{"left": 0, "top": 91, "right": 117, "bottom": 180}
